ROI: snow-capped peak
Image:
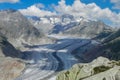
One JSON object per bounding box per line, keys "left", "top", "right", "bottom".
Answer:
{"left": 28, "top": 14, "right": 85, "bottom": 25}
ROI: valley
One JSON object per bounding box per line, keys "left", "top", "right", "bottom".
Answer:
{"left": 16, "top": 36, "right": 91, "bottom": 80}
{"left": 0, "top": 7, "right": 119, "bottom": 80}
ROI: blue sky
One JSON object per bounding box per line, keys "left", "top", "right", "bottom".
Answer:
{"left": 0, "top": 0, "right": 119, "bottom": 13}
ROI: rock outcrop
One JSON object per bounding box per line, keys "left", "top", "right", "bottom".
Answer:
{"left": 0, "top": 33, "right": 21, "bottom": 58}
{"left": 0, "top": 33, "right": 25, "bottom": 80}
{"left": 0, "top": 57, "right": 25, "bottom": 80}
{"left": 57, "top": 57, "right": 120, "bottom": 80}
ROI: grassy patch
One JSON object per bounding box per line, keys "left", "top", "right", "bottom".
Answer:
{"left": 93, "top": 65, "right": 111, "bottom": 74}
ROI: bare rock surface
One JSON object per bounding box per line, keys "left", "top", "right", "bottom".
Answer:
{"left": 57, "top": 57, "right": 120, "bottom": 80}
{"left": 0, "top": 33, "right": 25, "bottom": 80}
{"left": 0, "top": 9, "right": 53, "bottom": 48}
{"left": 0, "top": 57, "right": 25, "bottom": 80}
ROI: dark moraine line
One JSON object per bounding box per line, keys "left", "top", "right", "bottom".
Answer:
{"left": 41, "top": 52, "right": 64, "bottom": 80}
{"left": 52, "top": 52, "right": 64, "bottom": 71}
{"left": 71, "top": 41, "right": 91, "bottom": 62}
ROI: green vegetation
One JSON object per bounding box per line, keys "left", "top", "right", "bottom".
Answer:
{"left": 103, "top": 37, "right": 120, "bottom": 60}
{"left": 103, "top": 29, "right": 120, "bottom": 43}
{"left": 93, "top": 65, "right": 111, "bottom": 74}
{"left": 57, "top": 57, "right": 120, "bottom": 80}
{"left": 95, "top": 30, "right": 112, "bottom": 40}
{"left": 56, "top": 65, "right": 91, "bottom": 80}
{"left": 103, "top": 77, "right": 106, "bottom": 80}
{"left": 57, "top": 29, "right": 120, "bottom": 80}
{"left": 105, "top": 37, "right": 120, "bottom": 53}
{"left": 100, "top": 29, "right": 120, "bottom": 60}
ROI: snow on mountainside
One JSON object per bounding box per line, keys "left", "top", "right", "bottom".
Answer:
{"left": 28, "top": 14, "right": 79, "bottom": 34}
{"left": 28, "top": 14, "right": 113, "bottom": 39}
{"left": 28, "top": 14, "right": 83, "bottom": 25}
{"left": 63, "top": 20, "right": 113, "bottom": 38}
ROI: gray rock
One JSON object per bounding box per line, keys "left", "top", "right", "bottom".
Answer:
{"left": 57, "top": 57, "right": 120, "bottom": 80}
{"left": 0, "top": 33, "right": 25, "bottom": 80}
{"left": 0, "top": 33, "right": 21, "bottom": 58}
{"left": 63, "top": 20, "right": 113, "bottom": 39}
{"left": 0, "top": 9, "right": 44, "bottom": 47}
{"left": 115, "top": 70, "right": 120, "bottom": 80}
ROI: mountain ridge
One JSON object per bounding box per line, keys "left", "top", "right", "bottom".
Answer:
{"left": 0, "top": 9, "right": 50, "bottom": 48}
{"left": 28, "top": 14, "right": 114, "bottom": 39}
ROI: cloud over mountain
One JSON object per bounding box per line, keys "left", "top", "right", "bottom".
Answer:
{"left": 111, "top": 0, "right": 120, "bottom": 10}
{"left": 19, "top": 0, "right": 120, "bottom": 27}
{"left": 19, "top": 5, "right": 56, "bottom": 17}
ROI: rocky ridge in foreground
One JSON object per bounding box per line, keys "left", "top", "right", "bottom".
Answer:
{"left": 57, "top": 57, "right": 120, "bottom": 80}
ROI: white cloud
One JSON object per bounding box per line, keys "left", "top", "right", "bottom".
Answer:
{"left": 111, "top": 0, "right": 120, "bottom": 10}
{"left": 0, "top": 0, "right": 19, "bottom": 3}
{"left": 19, "top": 5, "right": 56, "bottom": 17}
{"left": 53, "top": 0, "right": 120, "bottom": 27}
{"left": 34, "top": 3, "right": 45, "bottom": 9}
{"left": 19, "top": 0, "right": 120, "bottom": 27}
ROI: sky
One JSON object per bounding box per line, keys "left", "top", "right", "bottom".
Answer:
{"left": 0, "top": 0, "right": 120, "bottom": 27}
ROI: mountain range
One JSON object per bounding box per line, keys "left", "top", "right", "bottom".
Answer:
{"left": 0, "top": 9, "right": 46, "bottom": 48}
{"left": 29, "top": 14, "right": 114, "bottom": 39}
{"left": 0, "top": 9, "right": 120, "bottom": 80}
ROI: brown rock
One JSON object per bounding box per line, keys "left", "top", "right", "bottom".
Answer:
{"left": 0, "top": 57, "right": 25, "bottom": 80}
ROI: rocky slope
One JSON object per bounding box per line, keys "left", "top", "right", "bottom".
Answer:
{"left": 28, "top": 16, "right": 54, "bottom": 34}
{"left": 0, "top": 33, "right": 25, "bottom": 80}
{"left": 57, "top": 20, "right": 113, "bottom": 39}
{"left": 29, "top": 15, "right": 113, "bottom": 39}
{"left": 28, "top": 14, "right": 75, "bottom": 34}
{"left": 103, "top": 29, "right": 120, "bottom": 43}
{"left": 57, "top": 57, "right": 120, "bottom": 80}
{"left": 0, "top": 9, "right": 47, "bottom": 47}
{"left": 102, "top": 29, "right": 120, "bottom": 60}
{"left": 0, "top": 33, "right": 21, "bottom": 58}
{"left": 65, "top": 28, "right": 120, "bottom": 63}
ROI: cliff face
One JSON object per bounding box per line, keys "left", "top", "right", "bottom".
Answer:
{"left": 0, "top": 33, "right": 25, "bottom": 80}
{"left": 0, "top": 33, "right": 21, "bottom": 58}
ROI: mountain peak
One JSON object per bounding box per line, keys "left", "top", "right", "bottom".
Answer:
{"left": 0, "top": 9, "right": 17, "bottom": 13}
